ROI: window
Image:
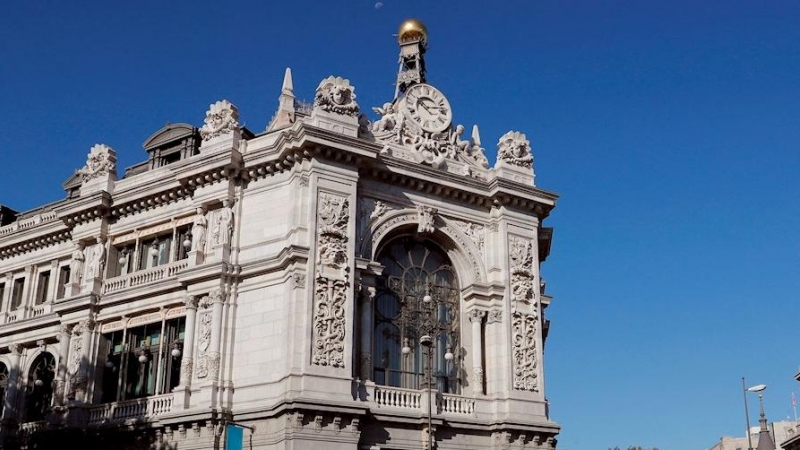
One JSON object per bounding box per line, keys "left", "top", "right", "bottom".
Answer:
{"left": 373, "top": 237, "right": 461, "bottom": 393}
{"left": 35, "top": 270, "right": 50, "bottom": 305}
{"left": 113, "top": 243, "right": 135, "bottom": 277}
{"left": 10, "top": 278, "right": 25, "bottom": 310}
{"left": 0, "top": 283, "right": 5, "bottom": 309}
{"left": 101, "top": 317, "right": 186, "bottom": 402}
{"left": 137, "top": 235, "right": 172, "bottom": 271}
{"left": 56, "top": 266, "right": 70, "bottom": 299}
{"left": 24, "top": 352, "right": 55, "bottom": 422}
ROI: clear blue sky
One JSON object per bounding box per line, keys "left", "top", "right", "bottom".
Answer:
{"left": 2, "top": 1, "right": 799, "bottom": 449}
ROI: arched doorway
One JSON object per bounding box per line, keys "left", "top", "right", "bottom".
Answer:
{"left": 373, "top": 236, "right": 461, "bottom": 393}
{"left": 24, "top": 352, "right": 55, "bottom": 422}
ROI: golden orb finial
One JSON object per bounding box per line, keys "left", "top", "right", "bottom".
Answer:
{"left": 398, "top": 18, "right": 427, "bottom": 44}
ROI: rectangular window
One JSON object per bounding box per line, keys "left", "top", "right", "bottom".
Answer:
{"left": 114, "top": 244, "right": 135, "bottom": 277}
{"left": 35, "top": 270, "right": 50, "bottom": 305}
{"left": 0, "top": 283, "right": 5, "bottom": 310}
{"left": 138, "top": 235, "right": 172, "bottom": 270}
{"left": 56, "top": 266, "right": 70, "bottom": 299}
{"left": 176, "top": 226, "right": 191, "bottom": 261}
{"left": 100, "top": 317, "right": 186, "bottom": 402}
{"left": 11, "top": 278, "right": 24, "bottom": 310}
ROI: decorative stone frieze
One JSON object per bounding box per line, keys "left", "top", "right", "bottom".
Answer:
{"left": 78, "top": 144, "right": 117, "bottom": 183}
{"left": 195, "top": 295, "right": 214, "bottom": 379}
{"left": 487, "top": 309, "right": 503, "bottom": 324}
{"left": 199, "top": 100, "right": 240, "bottom": 142}
{"left": 509, "top": 236, "right": 535, "bottom": 306}
{"left": 496, "top": 131, "right": 533, "bottom": 169}
{"left": 452, "top": 219, "right": 485, "bottom": 254}
{"left": 511, "top": 311, "right": 538, "bottom": 392}
{"left": 314, "top": 76, "right": 359, "bottom": 116}
{"left": 312, "top": 192, "right": 351, "bottom": 368}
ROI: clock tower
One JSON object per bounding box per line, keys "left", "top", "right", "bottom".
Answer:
{"left": 395, "top": 19, "right": 428, "bottom": 98}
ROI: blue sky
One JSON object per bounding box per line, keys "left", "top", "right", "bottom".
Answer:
{"left": 2, "top": 1, "right": 799, "bottom": 448}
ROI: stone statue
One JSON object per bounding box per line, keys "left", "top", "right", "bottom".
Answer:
{"left": 497, "top": 131, "right": 533, "bottom": 169}
{"left": 191, "top": 207, "right": 208, "bottom": 252}
{"left": 215, "top": 200, "right": 234, "bottom": 246}
{"left": 69, "top": 242, "right": 85, "bottom": 285}
{"left": 88, "top": 237, "right": 106, "bottom": 279}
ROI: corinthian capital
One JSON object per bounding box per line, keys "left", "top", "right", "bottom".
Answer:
{"left": 468, "top": 309, "right": 487, "bottom": 323}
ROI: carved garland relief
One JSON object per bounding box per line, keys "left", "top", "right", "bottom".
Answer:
{"left": 511, "top": 311, "right": 538, "bottom": 392}
{"left": 509, "top": 236, "right": 535, "bottom": 306}
{"left": 195, "top": 295, "right": 213, "bottom": 379}
{"left": 312, "top": 192, "right": 351, "bottom": 368}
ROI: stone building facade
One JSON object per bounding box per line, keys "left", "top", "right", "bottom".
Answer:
{"left": 0, "top": 20, "right": 560, "bottom": 449}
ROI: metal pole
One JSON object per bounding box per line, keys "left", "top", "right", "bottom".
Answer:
{"left": 743, "top": 377, "right": 753, "bottom": 450}
{"left": 427, "top": 346, "right": 433, "bottom": 450}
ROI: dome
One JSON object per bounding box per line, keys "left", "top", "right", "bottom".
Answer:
{"left": 398, "top": 18, "right": 427, "bottom": 43}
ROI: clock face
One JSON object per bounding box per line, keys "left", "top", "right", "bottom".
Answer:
{"left": 402, "top": 84, "right": 452, "bottom": 133}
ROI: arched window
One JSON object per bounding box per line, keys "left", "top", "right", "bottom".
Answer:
{"left": 373, "top": 237, "right": 461, "bottom": 393}
{"left": 24, "top": 352, "right": 55, "bottom": 422}
{"left": 0, "top": 362, "right": 8, "bottom": 417}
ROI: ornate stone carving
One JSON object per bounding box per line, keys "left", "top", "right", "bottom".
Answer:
{"left": 56, "top": 324, "right": 72, "bottom": 342}
{"left": 468, "top": 309, "right": 486, "bottom": 323}
{"left": 350, "top": 418, "right": 360, "bottom": 435}
{"left": 333, "top": 416, "right": 342, "bottom": 433}
{"left": 78, "top": 144, "right": 117, "bottom": 182}
{"left": 200, "top": 100, "right": 240, "bottom": 141}
{"left": 369, "top": 201, "right": 390, "bottom": 220}
{"left": 487, "top": 309, "right": 503, "bottom": 324}
{"left": 292, "top": 273, "right": 306, "bottom": 289}
{"left": 207, "top": 351, "right": 221, "bottom": 381}
{"left": 179, "top": 358, "right": 193, "bottom": 386}
{"left": 497, "top": 131, "right": 533, "bottom": 169}
{"left": 314, "top": 415, "right": 323, "bottom": 432}
{"left": 317, "top": 193, "right": 350, "bottom": 272}
{"left": 53, "top": 379, "right": 66, "bottom": 402}
{"left": 191, "top": 207, "right": 208, "bottom": 252}
{"left": 311, "top": 277, "right": 347, "bottom": 368}
{"left": 417, "top": 206, "right": 436, "bottom": 234}
{"left": 452, "top": 219, "right": 485, "bottom": 254}
{"left": 473, "top": 367, "right": 484, "bottom": 390}
{"left": 314, "top": 76, "right": 359, "bottom": 116}
{"left": 195, "top": 307, "right": 213, "bottom": 379}
{"left": 184, "top": 295, "right": 199, "bottom": 309}
{"left": 511, "top": 311, "right": 538, "bottom": 392}
{"left": 8, "top": 343, "right": 23, "bottom": 356}
{"left": 509, "top": 236, "right": 535, "bottom": 306}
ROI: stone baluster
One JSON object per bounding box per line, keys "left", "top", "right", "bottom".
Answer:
{"left": 2, "top": 344, "right": 23, "bottom": 422}
{"left": 468, "top": 309, "right": 486, "bottom": 395}
{"left": 53, "top": 324, "right": 72, "bottom": 406}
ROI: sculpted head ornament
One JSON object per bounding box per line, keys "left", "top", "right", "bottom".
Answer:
{"left": 496, "top": 131, "right": 533, "bottom": 169}
{"left": 200, "top": 100, "right": 240, "bottom": 141}
{"left": 78, "top": 144, "right": 117, "bottom": 183}
{"left": 314, "top": 76, "right": 359, "bottom": 116}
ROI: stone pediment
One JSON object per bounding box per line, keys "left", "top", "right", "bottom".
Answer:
{"left": 143, "top": 123, "right": 196, "bottom": 151}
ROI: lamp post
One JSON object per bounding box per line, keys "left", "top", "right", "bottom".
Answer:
{"left": 743, "top": 380, "right": 768, "bottom": 450}
{"left": 400, "top": 290, "right": 456, "bottom": 450}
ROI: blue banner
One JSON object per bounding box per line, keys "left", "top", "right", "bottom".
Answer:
{"left": 226, "top": 424, "right": 244, "bottom": 450}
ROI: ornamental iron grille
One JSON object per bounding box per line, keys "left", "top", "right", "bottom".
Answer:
{"left": 373, "top": 237, "right": 461, "bottom": 394}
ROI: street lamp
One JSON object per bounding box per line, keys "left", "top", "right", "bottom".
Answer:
{"left": 742, "top": 379, "right": 768, "bottom": 450}
{"left": 400, "top": 287, "right": 458, "bottom": 450}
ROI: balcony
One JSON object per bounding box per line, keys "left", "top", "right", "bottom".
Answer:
{"left": 371, "top": 385, "right": 476, "bottom": 417}
{"left": 103, "top": 260, "right": 188, "bottom": 295}
{"left": 87, "top": 393, "right": 174, "bottom": 426}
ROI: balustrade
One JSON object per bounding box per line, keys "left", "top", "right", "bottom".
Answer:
{"left": 373, "top": 385, "right": 422, "bottom": 410}
{"left": 103, "top": 260, "right": 188, "bottom": 294}
{"left": 87, "top": 393, "right": 174, "bottom": 425}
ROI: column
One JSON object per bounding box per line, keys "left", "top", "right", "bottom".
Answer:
{"left": 209, "top": 289, "right": 225, "bottom": 381}
{"left": 177, "top": 296, "right": 198, "bottom": 390}
{"left": 19, "top": 265, "right": 34, "bottom": 317}
{"left": 1, "top": 273, "right": 12, "bottom": 318}
{"left": 359, "top": 285, "right": 375, "bottom": 381}
{"left": 47, "top": 260, "right": 59, "bottom": 303}
{"left": 53, "top": 324, "right": 72, "bottom": 407}
{"left": 2, "top": 344, "right": 23, "bottom": 423}
{"left": 468, "top": 309, "right": 486, "bottom": 396}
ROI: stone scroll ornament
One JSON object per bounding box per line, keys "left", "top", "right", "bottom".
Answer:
{"left": 199, "top": 100, "right": 240, "bottom": 141}
{"left": 314, "top": 76, "right": 360, "bottom": 117}
{"left": 509, "top": 236, "right": 535, "bottom": 306}
{"left": 78, "top": 144, "right": 117, "bottom": 182}
{"left": 312, "top": 193, "right": 350, "bottom": 368}
{"left": 496, "top": 131, "right": 533, "bottom": 169}
{"left": 511, "top": 311, "right": 538, "bottom": 392}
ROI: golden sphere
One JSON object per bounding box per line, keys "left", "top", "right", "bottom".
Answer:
{"left": 398, "top": 18, "right": 427, "bottom": 43}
